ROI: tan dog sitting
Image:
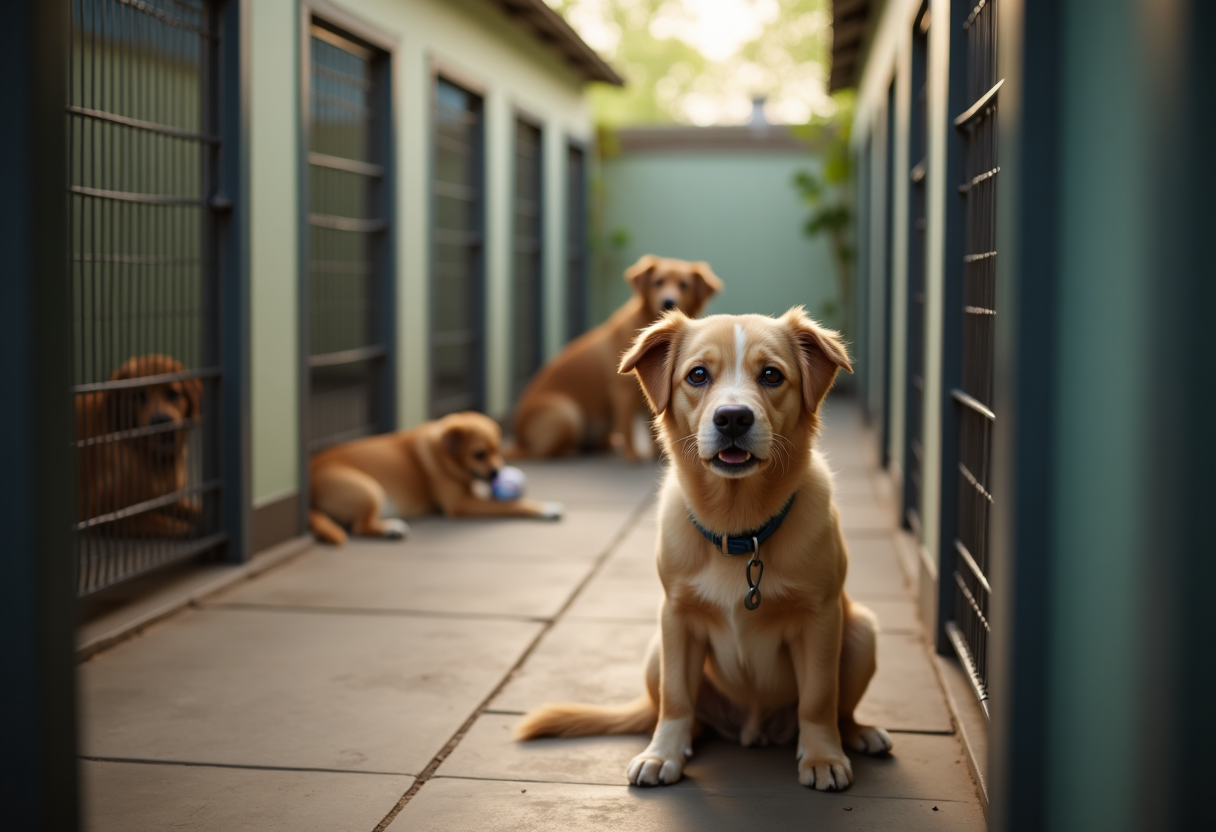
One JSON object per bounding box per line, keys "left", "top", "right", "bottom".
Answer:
{"left": 308, "top": 411, "right": 563, "bottom": 546}
{"left": 517, "top": 308, "right": 891, "bottom": 791}
{"left": 76, "top": 354, "right": 204, "bottom": 538}
{"left": 510, "top": 255, "right": 722, "bottom": 460}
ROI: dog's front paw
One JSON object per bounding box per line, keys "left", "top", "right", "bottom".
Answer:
{"left": 381, "top": 518, "right": 410, "bottom": 540}
{"left": 627, "top": 750, "right": 687, "bottom": 786}
{"left": 796, "top": 745, "right": 853, "bottom": 791}
{"left": 540, "top": 501, "right": 565, "bottom": 521}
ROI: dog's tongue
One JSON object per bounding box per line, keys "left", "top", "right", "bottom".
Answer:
{"left": 718, "top": 448, "right": 752, "bottom": 464}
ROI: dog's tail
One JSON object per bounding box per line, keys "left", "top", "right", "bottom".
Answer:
{"left": 308, "top": 510, "right": 348, "bottom": 546}
{"left": 514, "top": 696, "right": 657, "bottom": 740}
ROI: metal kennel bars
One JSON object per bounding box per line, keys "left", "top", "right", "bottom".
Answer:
{"left": 566, "top": 142, "right": 588, "bottom": 341}
{"left": 512, "top": 117, "right": 544, "bottom": 403}
{"left": 430, "top": 77, "right": 486, "bottom": 417}
{"left": 301, "top": 19, "right": 395, "bottom": 457}
{"left": 903, "top": 6, "right": 929, "bottom": 536}
{"left": 69, "top": 0, "right": 231, "bottom": 595}
{"left": 945, "top": 0, "right": 999, "bottom": 713}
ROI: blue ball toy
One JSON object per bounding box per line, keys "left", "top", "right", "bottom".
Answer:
{"left": 491, "top": 465, "right": 527, "bottom": 501}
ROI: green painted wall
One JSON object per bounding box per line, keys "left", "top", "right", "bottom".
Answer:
{"left": 248, "top": 0, "right": 595, "bottom": 506}
{"left": 596, "top": 150, "right": 843, "bottom": 333}
{"left": 249, "top": 0, "right": 300, "bottom": 507}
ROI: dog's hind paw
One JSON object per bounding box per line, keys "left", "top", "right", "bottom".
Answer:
{"left": 842, "top": 723, "right": 893, "bottom": 755}
{"left": 381, "top": 518, "right": 410, "bottom": 540}
{"left": 540, "top": 502, "right": 565, "bottom": 521}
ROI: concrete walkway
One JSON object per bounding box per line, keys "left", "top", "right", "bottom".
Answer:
{"left": 80, "top": 398, "right": 985, "bottom": 831}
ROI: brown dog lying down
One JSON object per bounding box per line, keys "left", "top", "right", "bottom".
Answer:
{"left": 517, "top": 308, "right": 892, "bottom": 791}
{"left": 510, "top": 254, "right": 722, "bottom": 461}
{"left": 308, "top": 411, "right": 564, "bottom": 545}
{"left": 76, "top": 354, "right": 204, "bottom": 537}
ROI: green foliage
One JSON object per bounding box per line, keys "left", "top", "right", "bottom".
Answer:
{"left": 791, "top": 91, "right": 855, "bottom": 332}
{"left": 548, "top": 0, "right": 834, "bottom": 127}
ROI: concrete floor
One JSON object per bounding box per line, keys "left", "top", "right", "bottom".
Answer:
{"left": 79, "top": 397, "right": 985, "bottom": 831}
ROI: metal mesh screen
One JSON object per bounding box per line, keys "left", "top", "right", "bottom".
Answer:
{"left": 879, "top": 81, "right": 895, "bottom": 464}
{"left": 512, "top": 119, "right": 543, "bottom": 402}
{"left": 566, "top": 143, "right": 587, "bottom": 341}
{"left": 69, "top": 0, "right": 225, "bottom": 596}
{"left": 431, "top": 78, "right": 485, "bottom": 417}
{"left": 947, "top": 0, "right": 999, "bottom": 711}
{"left": 305, "top": 25, "right": 390, "bottom": 454}
{"left": 905, "top": 8, "right": 929, "bottom": 534}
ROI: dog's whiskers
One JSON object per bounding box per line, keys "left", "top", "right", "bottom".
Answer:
{"left": 771, "top": 433, "right": 798, "bottom": 476}
{"left": 668, "top": 432, "right": 700, "bottom": 461}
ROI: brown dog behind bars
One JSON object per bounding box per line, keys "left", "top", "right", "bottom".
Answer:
{"left": 76, "top": 354, "right": 204, "bottom": 538}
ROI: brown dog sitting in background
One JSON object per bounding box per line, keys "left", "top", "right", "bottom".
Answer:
{"left": 308, "top": 411, "right": 564, "bottom": 546}
{"left": 510, "top": 255, "right": 722, "bottom": 460}
{"left": 76, "top": 354, "right": 203, "bottom": 538}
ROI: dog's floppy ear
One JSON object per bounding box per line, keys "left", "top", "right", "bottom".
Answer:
{"left": 182, "top": 377, "right": 203, "bottom": 420}
{"left": 441, "top": 423, "right": 468, "bottom": 460}
{"left": 104, "top": 357, "right": 144, "bottom": 429}
{"left": 624, "top": 254, "right": 659, "bottom": 295}
{"left": 689, "top": 262, "right": 722, "bottom": 310}
{"left": 110, "top": 356, "right": 142, "bottom": 381}
{"left": 619, "top": 311, "right": 687, "bottom": 415}
{"left": 782, "top": 306, "right": 852, "bottom": 413}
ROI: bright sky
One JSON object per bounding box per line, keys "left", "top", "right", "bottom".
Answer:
{"left": 650, "top": 0, "right": 782, "bottom": 61}
{"left": 549, "top": 0, "right": 834, "bottom": 125}
{"left": 558, "top": 0, "right": 781, "bottom": 61}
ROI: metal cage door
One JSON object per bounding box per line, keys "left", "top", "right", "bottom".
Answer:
{"left": 69, "top": 0, "right": 227, "bottom": 596}
{"left": 946, "top": 0, "right": 1000, "bottom": 714}
{"left": 303, "top": 22, "right": 394, "bottom": 456}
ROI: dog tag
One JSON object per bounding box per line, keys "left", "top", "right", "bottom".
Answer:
{"left": 744, "top": 553, "right": 763, "bottom": 610}
{"left": 744, "top": 586, "right": 762, "bottom": 610}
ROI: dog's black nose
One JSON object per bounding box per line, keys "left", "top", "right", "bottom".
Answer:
{"left": 150, "top": 412, "right": 175, "bottom": 426}
{"left": 663, "top": 298, "right": 677, "bottom": 310}
{"left": 713, "top": 405, "right": 754, "bottom": 439}
{"left": 488, "top": 468, "right": 500, "bottom": 481}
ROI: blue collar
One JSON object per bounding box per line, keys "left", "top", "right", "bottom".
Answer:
{"left": 689, "top": 494, "right": 797, "bottom": 555}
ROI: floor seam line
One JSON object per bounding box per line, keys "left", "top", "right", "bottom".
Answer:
{"left": 80, "top": 755, "right": 411, "bottom": 777}
{"left": 426, "top": 774, "right": 978, "bottom": 803}
{"left": 199, "top": 602, "right": 551, "bottom": 624}
{"left": 370, "top": 493, "right": 656, "bottom": 831}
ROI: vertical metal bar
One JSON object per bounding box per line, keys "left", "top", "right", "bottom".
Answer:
{"left": 1, "top": 0, "right": 79, "bottom": 823}
{"left": 985, "top": 0, "right": 1058, "bottom": 826}
{"left": 936, "top": 0, "right": 973, "bottom": 656}
{"left": 377, "top": 45, "right": 396, "bottom": 433}
{"left": 879, "top": 81, "right": 895, "bottom": 468}
{"left": 217, "top": 0, "right": 251, "bottom": 561}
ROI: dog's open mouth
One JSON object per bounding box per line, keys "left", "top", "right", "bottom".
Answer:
{"left": 710, "top": 446, "right": 760, "bottom": 474}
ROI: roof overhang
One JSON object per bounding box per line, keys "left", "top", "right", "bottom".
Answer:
{"left": 828, "top": 0, "right": 872, "bottom": 92}
{"left": 488, "top": 0, "right": 625, "bottom": 86}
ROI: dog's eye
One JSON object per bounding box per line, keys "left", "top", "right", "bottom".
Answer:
{"left": 679, "top": 281, "right": 688, "bottom": 291}
{"left": 133, "top": 390, "right": 147, "bottom": 404}
{"left": 760, "top": 367, "right": 784, "bottom": 386}
{"left": 165, "top": 388, "right": 180, "bottom": 402}
{"left": 686, "top": 367, "right": 710, "bottom": 386}
{"left": 653, "top": 278, "right": 663, "bottom": 287}
{"left": 472, "top": 450, "right": 488, "bottom": 461}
